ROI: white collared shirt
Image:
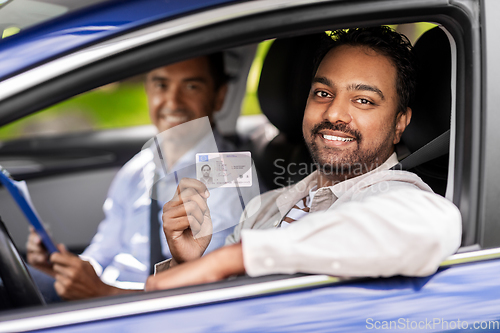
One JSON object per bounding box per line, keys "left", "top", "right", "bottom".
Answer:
{"left": 230, "top": 153, "right": 462, "bottom": 278}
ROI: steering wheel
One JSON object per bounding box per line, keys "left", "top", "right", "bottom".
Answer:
{"left": 0, "top": 216, "right": 45, "bottom": 308}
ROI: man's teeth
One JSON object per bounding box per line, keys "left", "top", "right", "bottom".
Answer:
{"left": 322, "top": 134, "right": 354, "bottom": 142}
{"left": 165, "top": 115, "right": 188, "bottom": 122}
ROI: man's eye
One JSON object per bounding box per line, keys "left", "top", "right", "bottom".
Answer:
{"left": 186, "top": 83, "right": 200, "bottom": 90}
{"left": 153, "top": 82, "right": 167, "bottom": 90}
{"left": 355, "top": 98, "right": 373, "bottom": 105}
{"left": 315, "top": 91, "right": 331, "bottom": 98}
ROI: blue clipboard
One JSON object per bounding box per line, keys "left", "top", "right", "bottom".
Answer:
{"left": 0, "top": 166, "right": 58, "bottom": 254}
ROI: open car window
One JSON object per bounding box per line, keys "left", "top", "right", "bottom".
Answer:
{"left": 0, "top": 77, "right": 150, "bottom": 142}
{"left": 0, "top": 22, "right": 446, "bottom": 254}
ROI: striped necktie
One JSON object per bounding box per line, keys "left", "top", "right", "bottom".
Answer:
{"left": 281, "top": 196, "right": 310, "bottom": 226}
{"left": 149, "top": 175, "right": 165, "bottom": 275}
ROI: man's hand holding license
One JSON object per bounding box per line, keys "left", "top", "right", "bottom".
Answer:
{"left": 147, "top": 156, "right": 251, "bottom": 291}
{"left": 162, "top": 178, "right": 214, "bottom": 268}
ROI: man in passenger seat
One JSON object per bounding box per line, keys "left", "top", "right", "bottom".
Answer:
{"left": 146, "top": 27, "right": 462, "bottom": 290}
{"left": 26, "top": 54, "right": 248, "bottom": 300}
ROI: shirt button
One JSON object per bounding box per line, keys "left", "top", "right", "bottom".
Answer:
{"left": 331, "top": 261, "right": 341, "bottom": 270}
{"left": 264, "top": 258, "right": 275, "bottom": 267}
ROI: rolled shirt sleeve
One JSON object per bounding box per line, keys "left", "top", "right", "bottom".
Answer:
{"left": 241, "top": 187, "right": 462, "bottom": 278}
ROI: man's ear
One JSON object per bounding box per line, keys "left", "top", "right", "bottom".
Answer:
{"left": 393, "top": 107, "right": 412, "bottom": 145}
{"left": 214, "top": 83, "right": 228, "bottom": 112}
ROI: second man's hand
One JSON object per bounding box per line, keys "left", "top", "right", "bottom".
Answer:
{"left": 26, "top": 226, "right": 56, "bottom": 277}
{"left": 50, "top": 245, "right": 139, "bottom": 300}
{"left": 162, "top": 178, "right": 213, "bottom": 268}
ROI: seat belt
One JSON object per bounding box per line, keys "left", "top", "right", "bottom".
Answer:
{"left": 392, "top": 129, "right": 450, "bottom": 170}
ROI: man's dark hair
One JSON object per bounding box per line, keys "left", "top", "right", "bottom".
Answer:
{"left": 314, "top": 26, "right": 416, "bottom": 115}
{"left": 201, "top": 164, "right": 211, "bottom": 171}
{"left": 206, "top": 52, "right": 230, "bottom": 91}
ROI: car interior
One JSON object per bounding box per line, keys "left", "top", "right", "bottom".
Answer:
{"left": 0, "top": 18, "right": 458, "bottom": 313}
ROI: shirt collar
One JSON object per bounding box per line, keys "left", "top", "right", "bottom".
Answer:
{"left": 275, "top": 152, "right": 399, "bottom": 217}
{"left": 329, "top": 152, "right": 398, "bottom": 198}
{"left": 276, "top": 171, "right": 318, "bottom": 217}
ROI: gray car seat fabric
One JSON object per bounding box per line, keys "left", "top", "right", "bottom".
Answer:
{"left": 403, "top": 26, "right": 452, "bottom": 196}
{"left": 255, "top": 34, "right": 322, "bottom": 189}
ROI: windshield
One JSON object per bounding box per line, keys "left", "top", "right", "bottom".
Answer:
{"left": 0, "top": 0, "right": 110, "bottom": 39}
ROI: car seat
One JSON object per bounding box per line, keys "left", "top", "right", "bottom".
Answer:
{"left": 254, "top": 34, "right": 322, "bottom": 189}
{"left": 402, "top": 26, "right": 452, "bottom": 196}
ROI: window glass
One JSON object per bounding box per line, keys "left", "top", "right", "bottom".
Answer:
{"left": 241, "top": 39, "right": 273, "bottom": 116}
{"left": 0, "top": 76, "right": 150, "bottom": 141}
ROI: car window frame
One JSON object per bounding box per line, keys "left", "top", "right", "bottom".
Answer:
{"left": 0, "top": 0, "right": 486, "bottom": 330}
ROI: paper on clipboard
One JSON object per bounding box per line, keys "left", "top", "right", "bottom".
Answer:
{"left": 0, "top": 166, "right": 58, "bottom": 254}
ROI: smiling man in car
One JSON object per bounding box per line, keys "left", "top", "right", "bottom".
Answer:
{"left": 26, "top": 54, "right": 246, "bottom": 300}
{"left": 146, "top": 27, "right": 462, "bottom": 290}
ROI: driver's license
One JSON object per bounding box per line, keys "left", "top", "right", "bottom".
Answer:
{"left": 196, "top": 152, "right": 252, "bottom": 188}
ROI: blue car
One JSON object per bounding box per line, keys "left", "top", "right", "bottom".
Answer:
{"left": 0, "top": 0, "right": 499, "bottom": 331}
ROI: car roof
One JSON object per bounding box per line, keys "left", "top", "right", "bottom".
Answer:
{"left": 0, "top": 0, "right": 239, "bottom": 81}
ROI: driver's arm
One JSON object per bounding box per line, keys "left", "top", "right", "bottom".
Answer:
{"left": 146, "top": 243, "right": 244, "bottom": 291}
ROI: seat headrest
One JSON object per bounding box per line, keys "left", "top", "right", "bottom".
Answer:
{"left": 403, "top": 26, "right": 452, "bottom": 152}
{"left": 258, "top": 34, "right": 323, "bottom": 144}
